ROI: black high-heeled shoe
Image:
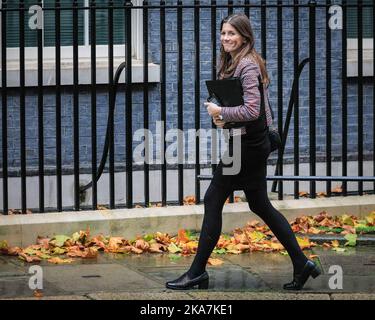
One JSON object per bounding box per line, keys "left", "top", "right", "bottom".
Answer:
{"left": 283, "top": 260, "right": 321, "bottom": 291}
{"left": 166, "top": 271, "right": 209, "bottom": 290}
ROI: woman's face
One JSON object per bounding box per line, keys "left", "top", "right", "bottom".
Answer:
{"left": 220, "top": 23, "right": 246, "bottom": 56}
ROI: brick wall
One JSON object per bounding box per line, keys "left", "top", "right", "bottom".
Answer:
{"left": 0, "top": 0, "right": 373, "bottom": 174}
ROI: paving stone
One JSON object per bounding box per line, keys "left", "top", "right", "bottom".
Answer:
{"left": 314, "top": 246, "right": 375, "bottom": 276}
{"left": 42, "top": 264, "right": 164, "bottom": 294}
{"left": 88, "top": 291, "right": 194, "bottom": 300}
{"left": 188, "top": 292, "right": 331, "bottom": 300}
{"left": 222, "top": 252, "right": 293, "bottom": 275}
{"left": 2, "top": 295, "right": 90, "bottom": 300}
{"left": 147, "top": 265, "right": 269, "bottom": 291}
{"left": 335, "top": 276, "right": 375, "bottom": 293}
{"left": 0, "top": 276, "right": 69, "bottom": 299}
{"left": 258, "top": 274, "right": 333, "bottom": 292}
{"left": 0, "top": 257, "right": 27, "bottom": 277}
{"left": 331, "top": 293, "right": 375, "bottom": 300}
{"left": 258, "top": 274, "right": 375, "bottom": 293}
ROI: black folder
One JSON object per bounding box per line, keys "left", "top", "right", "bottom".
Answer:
{"left": 205, "top": 77, "right": 244, "bottom": 107}
{"left": 206, "top": 77, "right": 245, "bottom": 128}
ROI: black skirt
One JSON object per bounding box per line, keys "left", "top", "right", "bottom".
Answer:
{"left": 211, "top": 134, "right": 271, "bottom": 191}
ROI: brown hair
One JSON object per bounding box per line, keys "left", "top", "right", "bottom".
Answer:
{"left": 217, "top": 13, "right": 269, "bottom": 85}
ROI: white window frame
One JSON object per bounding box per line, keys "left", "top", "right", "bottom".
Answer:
{"left": 0, "top": 0, "right": 159, "bottom": 86}
{"left": 347, "top": 39, "right": 374, "bottom": 77}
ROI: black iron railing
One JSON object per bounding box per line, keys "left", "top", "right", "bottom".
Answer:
{"left": 0, "top": 0, "right": 374, "bottom": 214}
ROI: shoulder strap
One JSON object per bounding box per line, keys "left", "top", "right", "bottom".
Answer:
{"left": 266, "top": 94, "right": 275, "bottom": 120}
{"left": 257, "top": 75, "right": 275, "bottom": 120}
{"left": 257, "top": 75, "right": 267, "bottom": 123}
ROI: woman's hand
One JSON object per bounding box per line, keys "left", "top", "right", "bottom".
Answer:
{"left": 204, "top": 101, "right": 222, "bottom": 118}
{"left": 213, "top": 115, "right": 226, "bottom": 128}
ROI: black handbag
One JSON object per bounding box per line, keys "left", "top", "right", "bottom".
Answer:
{"left": 267, "top": 126, "right": 282, "bottom": 152}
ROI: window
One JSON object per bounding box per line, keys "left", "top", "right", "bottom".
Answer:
{"left": 346, "top": 0, "right": 374, "bottom": 77}
{"left": 5, "top": 0, "right": 124, "bottom": 47}
{"left": 0, "top": 0, "right": 159, "bottom": 86}
{"left": 347, "top": 0, "right": 373, "bottom": 38}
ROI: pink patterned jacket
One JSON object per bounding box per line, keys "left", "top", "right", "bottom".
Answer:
{"left": 220, "top": 57, "right": 273, "bottom": 136}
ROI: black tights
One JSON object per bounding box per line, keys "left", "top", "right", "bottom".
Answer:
{"left": 188, "top": 182, "right": 308, "bottom": 278}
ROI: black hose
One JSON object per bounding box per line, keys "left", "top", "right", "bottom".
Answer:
{"left": 80, "top": 62, "right": 127, "bottom": 193}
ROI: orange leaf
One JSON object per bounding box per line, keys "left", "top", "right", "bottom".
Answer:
{"left": 185, "top": 241, "right": 198, "bottom": 251}
{"left": 155, "top": 232, "right": 172, "bottom": 245}
{"left": 342, "top": 225, "right": 356, "bottom": 234}
{"left": 314, "top": 212, "right": 328, "bottom": 223}
{"left": 18, "top": 253, "right": 41, "bottom": 263}
{"left": 224, "top": 196, "right": 243, "bottom": 203}
{"left": 234, "top": 196, "right": 242, "bottom": 202}
{"left": 135, "top": 239, "right": 150, "bottom": 251}
{"left": 67, "top": 248, "right": 84, "bottom": 258}
{"left": 47, "top": 257, "right": 74, "bottom": 264}
{"left": 308, "top": 227, "right": 322, "bottom": 235}
{"left": 235, "top": 243, "right": 250, "bottom": 252}
{"left": 130, "top": 246, "right": 143, "bottom": 254}
{"left": 291, "top": 225, "right": 301, "bottom": 233}
{"left": 8, "top": 209, "right": 22, "bottom": 215}
{"left": 331, "top": 240, "right": 340, "bottom": 248}
{"left": 269, "top": 242, "right": 284, "bottom": 251}
{"left": 33, "top": 290, "right": 43, "bottom": 298}
{"left": 149, "top": 243, "right": 165, "bottom": 253}
{"left": 36, "top": 237, "right": 50, "bottom": 249}
{"left": 82, "top": 247, "right": 98, "bottom": 259}
{"left": 108, "top": 237, "right": 124, "bottom": 251}
{"left": 309, "top": 254, "right": 319, "bottom": 259}
{"left": 248, "top": 220, "right": 261, "bottom": 227}
{"left": 207, "top": 258, "right": 224, "bottom": 266}
{"left": 317, "top": 192, "right": 327, "bottom": 198}
{"left": 217, "top": 236, "right": 231, "bottom": 249}
{"left": 89, "top": 237, "right": 107, "bottom": 250}
{"left": 319, "top": 218, "right": 334, "bottom": 227}
{"left": 296, "top": 237, "right": 312, "bottom": 250}
{"left": 176, "top": 229, "right": 190, "bottom": 244}
{"left": 151, "top": 203, "right": 163, "bottom": 207}
{"left": 7, "top": 247, "right": 23, "bottom": 256}
{"left": 234, "top": 232, "right": 248, "bottom": 244}
{"left": 332, "top": 186, "right": 343, "bottom": 193}
{"left": 183, "top": 196, "right": 196, "bottom": 205}
{"left": 322, "top": 242, "right": 332, "bottom": 248}
{"left": 112, "top": 246, "right": 132, "bottom": 254}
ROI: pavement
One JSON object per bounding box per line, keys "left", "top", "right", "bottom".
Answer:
{"left": 0, "top": 244, "right": 374, "bottom": 300}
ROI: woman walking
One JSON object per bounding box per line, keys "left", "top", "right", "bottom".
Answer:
{"left": 166, "top": 13, "right": 321, "bottom": 291}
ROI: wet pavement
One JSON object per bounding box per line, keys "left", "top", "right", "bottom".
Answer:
{"left": 0, "top": 246, "right": 374, "bottom": 300}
